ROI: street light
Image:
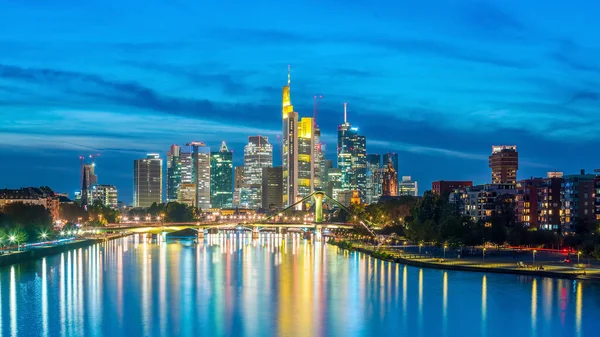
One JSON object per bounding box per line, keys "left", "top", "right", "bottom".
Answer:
{"left": 444, "top": 245, "right": 447, "bottom": 259}
{"left": 482, "top": 247, "right": 486, "bottom": 261}
{"left": 40, "top": 232, "right": 48, "bottom": 241}
{"left": 533, "top": 250, "right": 537, "bottom": 265}
{"left": 419, "top": 243, "right": 423, "bottom": 254}
{"left": 578, "top": 251, "right": 581, "bottom": 264}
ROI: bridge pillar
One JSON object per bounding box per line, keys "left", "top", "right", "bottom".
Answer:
{"left": 314, "top": 192, "right": 324, "bottom": 223}
{"left": 252, "top": 227, "right": 260, "bottom": 239}
{"left": 276, "top": 227, "right": 286, "bottom": 234}
{"left": 197, "top": 230, "right": 205, "bottom": 239}
{"left": 209, "top": 228, "right": 219, "bottom": 235}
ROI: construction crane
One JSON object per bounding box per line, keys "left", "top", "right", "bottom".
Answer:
{"left": 313, "top": 95, "right": 323, "bottom": 127}
{"left": 89, "top": 153, "right": 100, "bottom": 165}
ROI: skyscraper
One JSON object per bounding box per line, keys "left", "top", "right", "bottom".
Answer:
{"left": 244, "top": 136, "right": 273, "bottom": 209}
{"left": 89, "top": 184, "right": 118, "bottom": 208}
{"left": 399, "top": 176, "right": 418, "bottom": 196}
{"left": 233, "top": 166, "right": 244, "bottom": 207}
{"left": 298, "top": 117, "right": 314, "bottom": 199}
{"left": 133, "top": 154, "right": 163, "bottom": 207}
{"left": 489, "top": 145, "right": 518, "bottom": 184}
{"left": 366, "top": 154, "right": 382, "bottom": 204}
{"left": 383, "top": 152, "right": 399, "bottom": 172}
{"left": 262, "top": 166, "right": 283, "bottom": 210}
{"left": 210, "top": 141, "right": 233, "bottom": 209}
{"left": 188, "top": 142, "right": 211, "bottom": 211}
{"left": 282, "top": 66, "right": 298, "bottom": 207}
{"left": 81, "top": 163, "right": 97, "bottom": 207}
{"left": 166, "top": 144, "right": 182, "bottom": 202}
{"left": 337, "top": 103, "right": 367, "bottom": 200}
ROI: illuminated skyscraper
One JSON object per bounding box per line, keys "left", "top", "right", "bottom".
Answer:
{"left": 233, "top": 166, "right": 244, "bottom": 207}
{"left": 262, "top": 166, "right": 283, "bottom": 210}
{"left": 399, "top": 176, "right": 418, "bottom": 196}
{"left": 366, "top": 154, "right": 382, "bottom": 204}
{"left": 244, "top": 136, "right": 273, "bottom": 209}
{"left": 188, "top": 142, "right": 211, "bottom": 211}
{"left": 81, "top": 163, "right": 97, "bottom": 207}
{"left": 298, "top": 117, "right": 314, "bottom": 198}
{"left": 133, "top": 154, "right": 163, "bottom": 207}
{"left": 210, "top": 141, "right": 233, "bottom": 209}
{"left": 166, "top": 144, "right": 182, "bottom": 202}
{"left": 282, "top": 66, "right": 298, "bottom": 207}
{"left": 89, "top": 184, "right": 118, "bottom": 208}
{"left": 489, "top": 145, "right": 518, "bottom": 184}
{"left": 313, "top": 126, "right": 324, "bottom": 190}
{"left": 337, "top": 103, "right": 367, "bottom": 200}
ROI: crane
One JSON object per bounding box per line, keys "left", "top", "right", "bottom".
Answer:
{"left": 89, "top": 153, "right": 100, "bottom": 165}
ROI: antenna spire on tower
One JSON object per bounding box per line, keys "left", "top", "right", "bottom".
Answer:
{"left": 344, "top": 102, "right": 347, "bottom": 123}
{"left": 287, "top": 64, "right": 291, "bottom": 85}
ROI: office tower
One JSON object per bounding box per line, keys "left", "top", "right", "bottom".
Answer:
{"left": 337, "top": 103, "right": 353, "bottom": 190}
{"left": 382, "top": 159, "right": 398, "bottom": 197}
{"left": 233, "top": 166, "right": 244, "bottom": 207}
{"left": 177, "top": 183, "right": 196, "bottom": 207}
{"left": 327, "top": 168, "right": 343, "bottom": 199}
{"left": 210, "top": 141, "right": 233, "bottom": 209}
{"left": 282, "top": 66, "right": 298, "bottom": 207}
{"left": 81, "top": 163, "right": 97, "bottom": 207}
{"left": 244, "top": 136, "right": 273, "bottom": 209}
{"left": 166, "top": 144, "right": 182, "bottom": 202}
{"left": 133, "top": 154, "right": 163, "bottom": 207}
{"left": 366, "top": 154, "right": 382, "bottom": 204}
{"left": 561, "top": 170, "right": 597, "bottom": 233}
{"left": 188, "top": 142, "right": 211, "bottom": 211}
{"left": 399, "top": 176, "right": 418, "bottom": 196}
{"left": 262, "top": 166, "right": 283, "bottom": 210}
{"left": 180, "top": 151, "right": 193, "bottom": 184}
{"left": 298, "top": 117, "right": 314, "bottom": 199}
{"left": 313, "top": 126, "right": 324, "bottom": 190}
{"left": 489, "top": 145, "right": 518, "bottom": 184}
{"left": 337, "top": 103, "right": 367, "bottom": 200}
{"left": 382, "top": 152, "right": 399, "bottom": 172}
{"left": 88, "top": 184, "right": 118, "bottom": 208}
{"left": 432, "top": 181, "right": 473, "bottom": 197}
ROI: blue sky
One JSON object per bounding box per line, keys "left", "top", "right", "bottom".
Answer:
{"left": 1, "top": 0, "right": 599, "bottom": 203}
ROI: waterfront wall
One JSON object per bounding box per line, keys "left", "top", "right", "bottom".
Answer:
{"left": 0, "top": 234, "right": 129, "bottom": 267}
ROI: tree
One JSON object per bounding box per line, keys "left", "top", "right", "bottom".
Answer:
{"left": 0, "top": 203, "right": 53, "bottom": 242}
{"left": 164, "top": 202, "right": 195, "bottom": 222}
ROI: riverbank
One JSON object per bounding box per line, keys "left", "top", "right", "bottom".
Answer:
{"left": 330, "top": 240, "right": 600, "bottom": 281}
{"left": 0, "top": 232, "right": 130, "bottom": 267}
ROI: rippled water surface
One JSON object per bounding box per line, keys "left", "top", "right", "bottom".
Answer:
{"left": 1, "top": 234, "right": 598, "bottom": 337}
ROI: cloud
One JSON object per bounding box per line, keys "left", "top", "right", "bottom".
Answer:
{"left": 551, "top": 39, "right": 600, "bottom": 74}
{"left": 459, "top": 1, "right": 524, "bottom": 35}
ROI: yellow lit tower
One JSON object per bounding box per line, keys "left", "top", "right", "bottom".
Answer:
{"left": 282, "top": 65, "right": 298, "bottom": 207}
{"left": 297, "top": 116, "right": 314, "bottom": 199}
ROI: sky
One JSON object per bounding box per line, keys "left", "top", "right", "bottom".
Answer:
{"left": 0, "top": 0, "right": 599, "bottom": 203}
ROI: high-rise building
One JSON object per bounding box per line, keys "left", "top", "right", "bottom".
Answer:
{"left": 489, "top": 145, "right": 518, "bottom": 184}
{"left": 243, "top": 136, "right": 273, "bottom": 209}
{"left": 561, "top": 170, "right": 597, "bottom": 233}
{"left": 133, "top": 154, "right": 163, "bottom": 207}
{"left": 188, "top": 142, "right": 211, "bottom": 211}
{"left": 262, "top": 166, "right": 283, "bottom": 210}
{"left": 282, "top": 66, "right": 298, "bottom": 207}
{"left": 450, "top": 184, "right": 517, "bottom": 222}
{"left": 88, "top": 184, "right": 118, "bottom": 208}
{"left": 180, "top": 152, "right": 193, "bottom": 184}
{"left": 298, "top": 117, "right": 314, "bottom": 199}
{"left": 517, "top": 176, "right": 562, "bottom": 231}
{"left": 177, "top": 183, "right": 196, "bottom": 207}
{"left": 399, "top": 176, "right": 418, "bottom": 196}
{"left": 233, "top": 166, "right": 244, "bottom": 207}
{"left": 210, "top": 141, "right": 233, "bottom": 209}
{"left": 337, "top": 103, "right": 367, "bottom": 200}
{"left": 327, "top": 168, "right": 343, "bottom": 199}
{"left": 383, "top": 152, "right": 399, "bottom": 172}
{"left": 366, "top": 154, "right": 382, "bottom": 204}
{"left": 432, "top": 181, "right": 473, "bottom": 197}
{"left": 81, "top": 163, "right": 97, "bottom": 207}
{"left": 313, "top": 126, "right": 324, "bottom": 190}
{"left": 166, "top": 144, "right": 182, "bottom": 202}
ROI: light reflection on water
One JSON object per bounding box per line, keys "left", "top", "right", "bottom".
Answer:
{"left": 0, "top": 234, "right": 599, "bottom": 337}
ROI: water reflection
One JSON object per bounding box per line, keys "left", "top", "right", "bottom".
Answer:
{"left": 0, "top": 235, "right": 597, "bottom": 337}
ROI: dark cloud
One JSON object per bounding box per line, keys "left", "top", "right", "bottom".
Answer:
{"left": 459, "top": 1, "right": 524, "bottom": 35}
{"left": 551, "top": 40, "right": 600, "bottom": 74}
{"left": 564, "top": 90, "right": 599, "bottom": 105}
{"left": 0, "top": 63, "right": 282, "bottom": 129}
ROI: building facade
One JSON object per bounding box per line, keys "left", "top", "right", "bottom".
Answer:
{"left": 450, "top": 184, "right": 517, "bottom": 222}
{"left": 81, "top": 163, "right": 98, "bottom": 207}
{"left": 336, "top": 103, "right": 367, "bottom": 200}
{"left": 0, "top": 187, "right": 60, "bottom": 220}
{"left": 366, "top": 154, "right": 382, "bottom": 204}
{"left": 489, "top": 145, "right": 519, "bottom": 184}
{"left": 188, "top": 142, "right": 211, "bottom": 211}
{"left": 282, "top": 66, "right": 298, "bottom": 207}
{"left": 133, "top": 154, "right": 163, "bottom": 208}
{"left": 262, "top": 166, "right": 283, "bottom": 210}
{"left": 233, "top": 166, "right": 244, "bottom": 207}
{"left": 244, "top": 136, "right": 273, "bottom": 209}
{"left": 382, "top": 160, "right": 398, "bottom": 197}
{"left": 432, "top": 181, "right": 473, "bottom": 197}
{"left": 298, "top": 117, "right": 314, "bottom": 199}
{"left": 210, "top": 141, "right": 233, "bottom": 209}
{"left": 561, "top": 170, "right": 597, "bottom": 233}
{"left": 399, "top": 176, "right": 418, "bottom": 196}
{"left": 166, "top": 144, "right": 182, "bottom": 202}
{"left": 88, "top": 184, "right": 118, "bottom": 208}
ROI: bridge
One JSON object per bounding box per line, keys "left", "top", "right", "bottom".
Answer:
{"left": 94, "top": 191, "right": 378, "bottom": 237}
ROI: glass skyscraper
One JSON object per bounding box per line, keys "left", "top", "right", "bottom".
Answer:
{"left": 188, "top": 142, "right": 211, "bottom": 211}
{"left": 298, "top": 117, "right": 314, "bottom": 199}
{"left": 133, "top": 154, "right": 163, "bottom": 207}
{"left": 210, "top": 141, "right": 233, "bottom": 209}
{"left": 243, "top": 136, "right": 273, "bottom": 209}
{"left": 337, "top": 103, "right": 367, "bottom": 201}
{"left": 166, "top": 144, "right": 182, "bottom": 202}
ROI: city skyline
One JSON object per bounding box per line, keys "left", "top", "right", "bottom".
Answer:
{"left": 1, "top": 0, "right": 600, "bottom": 202}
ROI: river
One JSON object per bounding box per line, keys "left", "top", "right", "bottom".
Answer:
{"left": 0, "top": 234, "right": 598, "bottom": 337}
